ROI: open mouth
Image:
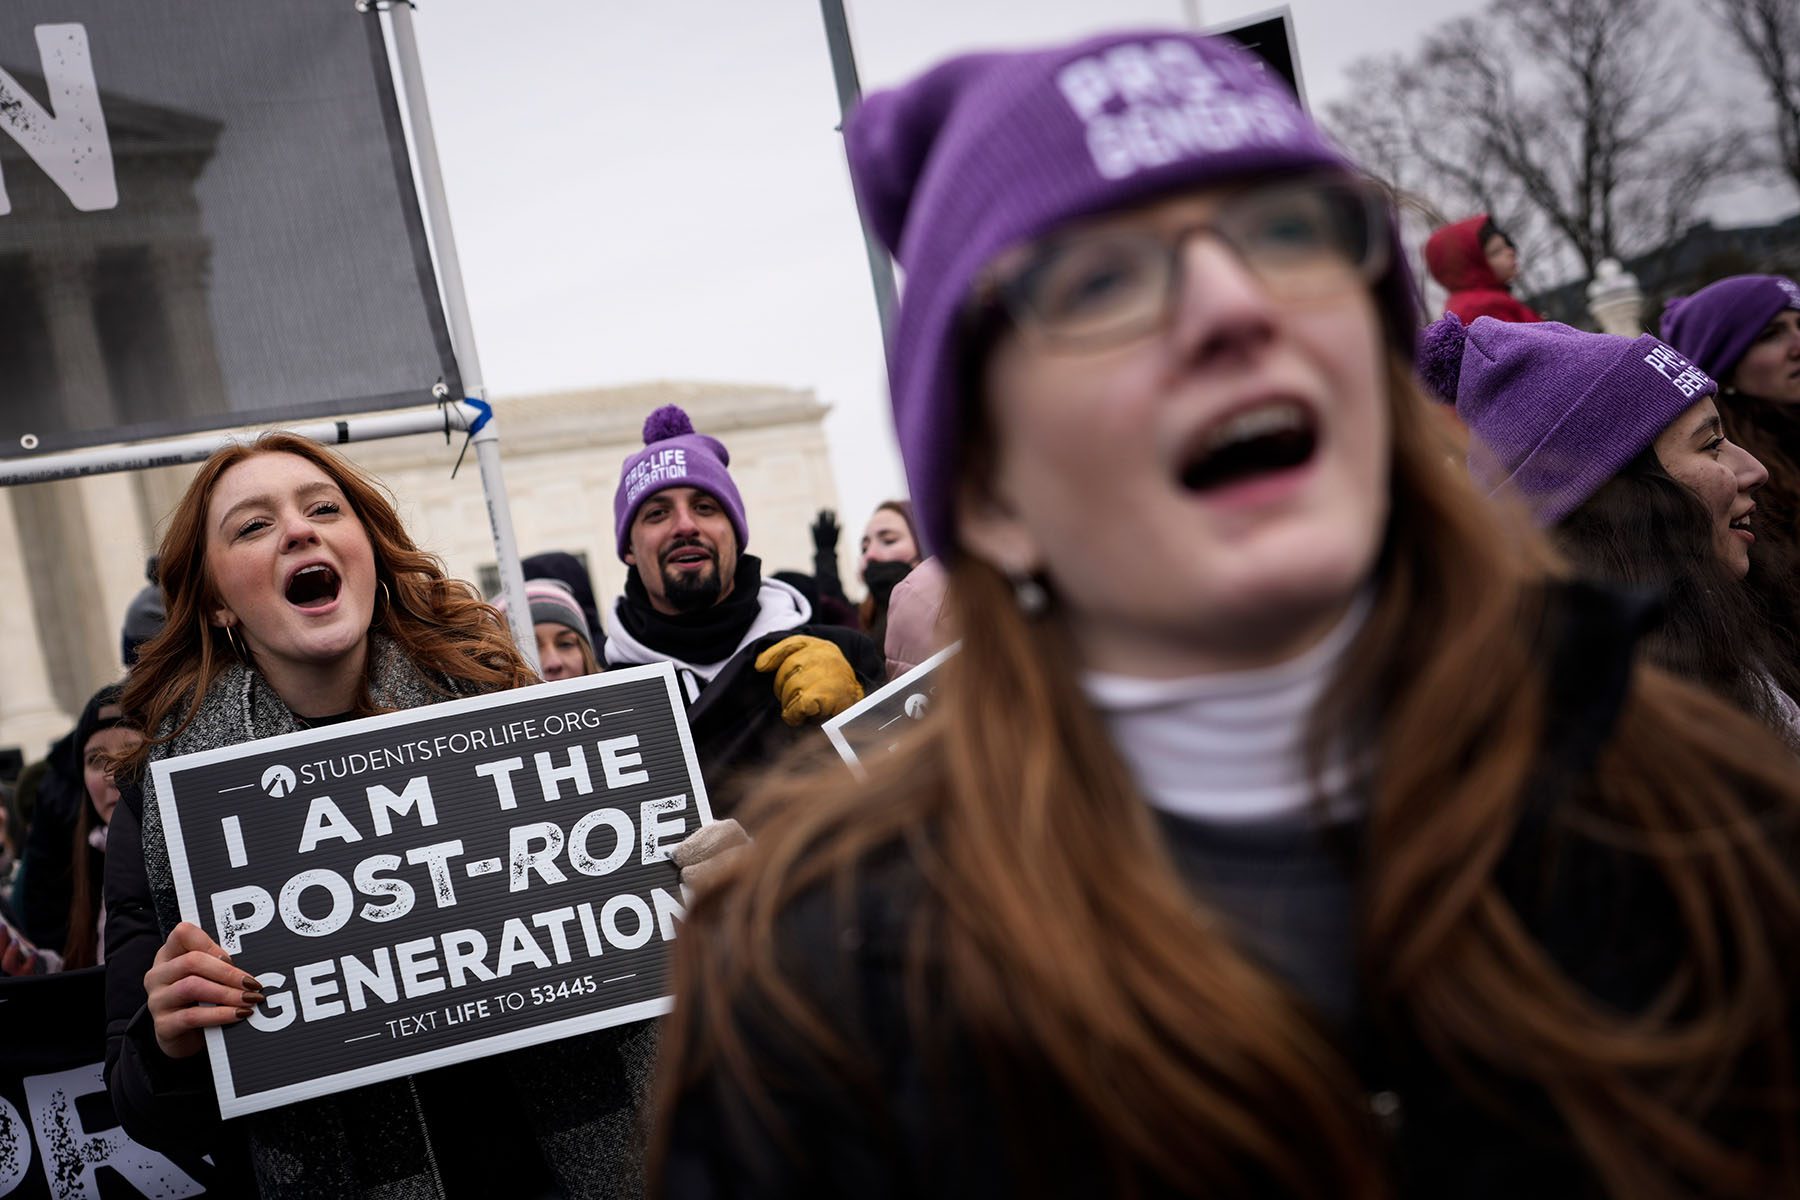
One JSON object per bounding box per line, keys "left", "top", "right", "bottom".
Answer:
{"left": 1180, "top": 401, "right": 1319, "bottom": 494}
{"left": 663, "top": 545, "right": 714, "bottom": 570}
{"left": 285, "top": 563, "right": 342, "bottom": 609}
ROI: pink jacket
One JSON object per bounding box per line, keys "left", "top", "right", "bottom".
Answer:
{"left": 883, "top": 557, "right": 950, "bottom": 679}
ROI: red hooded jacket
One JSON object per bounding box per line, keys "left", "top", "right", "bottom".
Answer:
{"left": 1424, "top": 214, "right": 1542, "bottom": 325}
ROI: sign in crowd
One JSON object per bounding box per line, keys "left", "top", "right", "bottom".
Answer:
{"left": 153, "top": 665, "right": 709, "bottom": 1118}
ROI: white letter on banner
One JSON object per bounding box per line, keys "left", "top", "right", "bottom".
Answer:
{"left": 0, "top": 25, "right": 117, "bottom": 217}
{"left": 213, "top": 885, "right": 275, "bottom": 955}
{"left": 354, "top": 854, "right": 416, "bottom": 922}
{"left": 298, "top": 795, "right": 362, "bottom": 853}
{"left": 279, "top": 870, "right": 353, "bottom": 937}
{"left": 496, "top": 918, "right": 552, "bottom": 975}
{"left": 475, "top": 757, "right": 526, "bottom": 809}
{"left": 597, "top": 735, "right": 650, "bottom": 788}
{"left": 601, "top": 894, "right": 654, "bottom": 950}
{"left": 534, "top": 746, "right": 593, "bottom": 802}
{"left": 509, "top": 822, "right": 567, "bottom": 891}
{"left": 25, "top": 1063, "right": 202, "bottom": 1198}
{"left": 640, "top": 795, "right": 688, "bottom": 864}
{"left": 368, "top": 776, "right": 436, "bottom": 837}
{"left": 247, "top": 972, "right": 295, "bottom": 1032}
{"left": 295, "top": 959, "right": 345, "bottom": 1022}
{"left": 568, "top": 808, "right": 633, "bottom": 877}
{"left": 653, "top": 886, "right": 686, "bottom": 941}
{"left": 406, "top": 840, "right": 464, "bottom": 908}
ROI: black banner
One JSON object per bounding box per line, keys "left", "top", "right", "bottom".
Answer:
{"left": 151, "top": 665, "right": 711, "bottom": 1119}
{"left": 0, "top": 0, "right": 458, "bottom": 458}
{"left": 1211, "top": 6, "right": 1307, "bottom": 107}
{"left": 0, "top": 967, "right": 222, "bottom": 1198}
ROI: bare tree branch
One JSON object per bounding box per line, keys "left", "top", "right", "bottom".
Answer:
{"left": 1326, "top": 0, "right": 1753, "bottom": 279}
{"left": 1701, "top": 0, "right": 1800, "bottom": 192}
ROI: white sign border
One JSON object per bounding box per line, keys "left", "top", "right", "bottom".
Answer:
{"left": 822, "top": 642, "right": 961, "bottom": 781}
{"left": 150, "top": 660, "right": 712, "bottom": 1120}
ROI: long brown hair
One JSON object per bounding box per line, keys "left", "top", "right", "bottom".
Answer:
{"left": 1716, "top": 390, "right": 1800, "bottom": 659}
{"left": 655, "top": 354, "right": 1800, "bottom": 1196}
{"left": 1556, "top": 446, "right": 1800, "bottom": 735}
{"left": 123, "top": 433, "right": 535, "bottom": 759}
{"left": 62, "top": 771, "right": 106, "bottom": 971}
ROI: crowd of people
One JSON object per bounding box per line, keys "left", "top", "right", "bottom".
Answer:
{"left": 2, "top": 23, "right": 1800, "bottom": 1199}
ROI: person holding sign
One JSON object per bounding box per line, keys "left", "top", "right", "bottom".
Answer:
{"left": 653, "top": 30, "right": 1800, "bottom": 1198}
{"left": 104, "top": 434, "right": 718, "bottom": 1197}
{"left": 602, "top": 405, "right": 883, "bottom": 800}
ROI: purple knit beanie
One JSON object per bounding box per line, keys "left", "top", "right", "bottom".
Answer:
{"left": 843, "top": 29, "right": 1418, "bottom": 559}
{"left": 1660, "top": 274, "right": 1800, "bottom": 382}
{"left": 1419, "top": 313, "right": 1717, "bottom": 526}
{"left": 612, "top": 405, "right": 748, "bottom": 560}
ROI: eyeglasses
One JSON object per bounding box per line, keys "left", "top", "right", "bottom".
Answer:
{"left": 981, "top": 177, "right": 1393, "bottom": 350}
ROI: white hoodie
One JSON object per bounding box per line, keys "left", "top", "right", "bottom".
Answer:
{"left": 603, "top": 577, "right": 813, "bottom": 703}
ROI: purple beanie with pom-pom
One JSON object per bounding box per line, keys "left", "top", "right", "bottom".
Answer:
{"left": 613, "top": 405, "right": 748, "bottom": 560}
{"left": 1420, "top": 312, "right": 1716, "bottom": 526}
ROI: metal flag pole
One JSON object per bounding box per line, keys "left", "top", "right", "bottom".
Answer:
{"left": 817, "top": 0, "right": 899, "bottom": 352}
{"left": 384, "top": 0, "right": 540, "bottom": 673}
{"left": 0, "top": 404, "right": 488, "bottom": 487}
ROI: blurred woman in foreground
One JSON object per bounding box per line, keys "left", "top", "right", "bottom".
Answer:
{"left": 654, "top": 30, "right": 1800, "bottom": 1199}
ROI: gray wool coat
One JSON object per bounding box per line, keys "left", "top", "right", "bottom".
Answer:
{"left": 106, "top": 635, "right": 657, "bottom": 1199}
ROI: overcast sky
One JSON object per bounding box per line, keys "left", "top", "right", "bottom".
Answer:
{"left": 405, "top": 0, "right": 1789, "bottom": 546}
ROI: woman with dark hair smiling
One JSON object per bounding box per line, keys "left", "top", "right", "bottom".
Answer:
{"left": 652, "top": 30, "right": 1800, "bottom": 1200}
{"left": 1428, "top": 311, "right": 1800, "bottom": 742}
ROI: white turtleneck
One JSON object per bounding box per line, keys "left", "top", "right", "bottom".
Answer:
{"left": 1081, "top": 596, "right": 1370, "bottom": 825}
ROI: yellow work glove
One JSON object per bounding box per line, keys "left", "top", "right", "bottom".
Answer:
{"left": 755, "top": 635, "right": 864, "bottom": 727}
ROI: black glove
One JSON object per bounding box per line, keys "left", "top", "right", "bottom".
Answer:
{"left": 811, "top": 509, "right": 840, "bottom": 554}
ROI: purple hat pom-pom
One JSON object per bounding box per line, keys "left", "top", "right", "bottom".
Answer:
{"left": 642, "top": 404, "right": 695, "bottom": 445}
{"left": 1417, "top": 314, "right": 1468, "bottom": 405}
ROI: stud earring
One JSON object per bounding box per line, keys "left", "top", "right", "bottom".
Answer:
{"left": 1011, "top": 573, "right": 1050, "bottom": 617}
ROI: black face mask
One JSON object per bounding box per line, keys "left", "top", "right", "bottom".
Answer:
{"left": 863, "top": 559, "right": 915, "bottom": 607}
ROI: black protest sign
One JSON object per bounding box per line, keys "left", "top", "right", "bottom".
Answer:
{"left": 0, "top": 967, "right": 228, "bottom": 1198}
{"left": 151, "top": 663, "right": 711, "bottom": 1120}
{"left": 823, "top": 644, "right": 959, "bottom": 779}
{"left": 1210, "top": 6, "right": 1308, "bottom": 107}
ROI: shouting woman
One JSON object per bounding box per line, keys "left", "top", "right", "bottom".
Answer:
{"left": 106, "top": 434, "right": 706, "bottom": 1197}
{"left": 652, "top": 31, "right": 1800, "bottom": 1200}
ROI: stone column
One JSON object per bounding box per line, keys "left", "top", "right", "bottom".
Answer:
{"left": 0, "top": 488, "right": 77, "bottom": 757}
{"left": 9, "top": 480, "right": 118, "bottom": 717}
{"left": 148, "top": 240, "right": 228, "bottom": 421}
{"left": 30, "top": 252, "right": 114, "bottom": 433}
{"left": 16, "top": 252, "right": 124, "bottom": 714}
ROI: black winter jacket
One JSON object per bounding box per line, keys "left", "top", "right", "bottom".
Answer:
{"left": 659, "top": 585, "right": 1800, "bottom": 1198}
{"left": 603, "top": 557, "right": 883, "bottom": 812}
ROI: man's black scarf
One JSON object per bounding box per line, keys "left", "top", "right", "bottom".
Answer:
{"left": 617, "top": 553, "right": 769, "bottom": 666}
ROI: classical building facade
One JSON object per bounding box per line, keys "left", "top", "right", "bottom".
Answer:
{"left": 0, "top": 382, "right": 846, "bottom": 757}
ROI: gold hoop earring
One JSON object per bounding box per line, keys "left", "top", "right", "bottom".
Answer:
{"left": 224, "top": 624, "right": 244, "bottom": 661}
